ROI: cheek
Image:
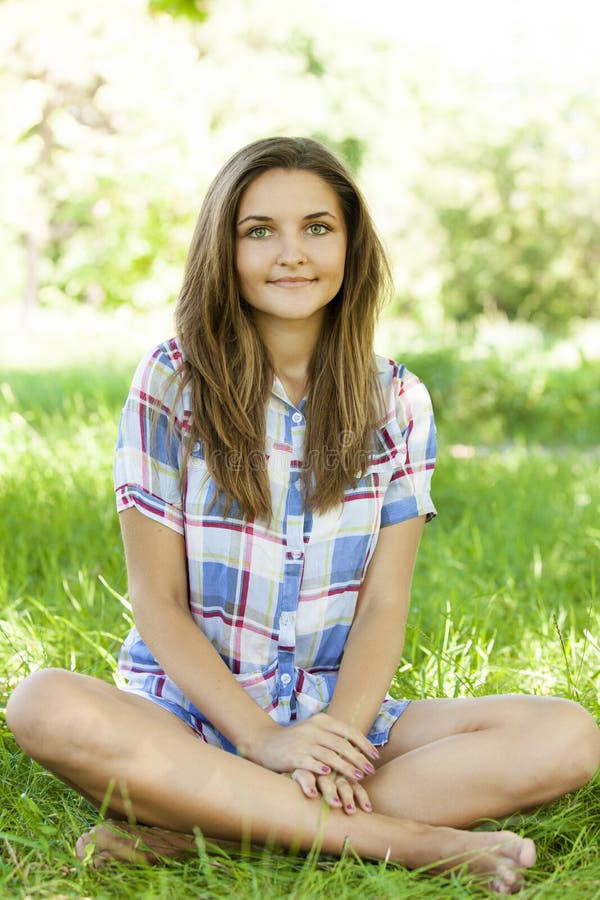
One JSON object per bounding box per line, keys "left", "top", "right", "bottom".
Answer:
{"left": 320, "top": 241, "right": 346, "bottom": 282}
{"left": 236, "top": 245, "right": 266, "bottom": 276}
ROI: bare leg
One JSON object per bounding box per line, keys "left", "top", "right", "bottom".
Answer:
{"left": 367, "top": 695, "right": 600, "bottom": 827}
{"left": 7, "top": 670, "right": 536, "bottom": 893}
{"left": 80, "top": 692, "right": 600, "bottom": 868}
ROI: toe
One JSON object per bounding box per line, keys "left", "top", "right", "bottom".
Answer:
{"left": 496, "top": 862, "right": 522, "bottom": 893}
{"left": 518, "top": 838, "right": 537, "bottom": 868}
{"left": 75, "top": 830, "right": 98, "bottom": 863}
{"left": 75, "top": 835, "right": 87, "bottom": 861}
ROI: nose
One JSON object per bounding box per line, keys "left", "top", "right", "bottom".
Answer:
{"left": 276, "top": 232, "right": 307, "bottom": 266}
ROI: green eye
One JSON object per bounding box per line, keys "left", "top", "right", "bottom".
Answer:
{"left": 307, "top": 223, "right": 328, "bottom": 235}
{"left": 249, "top": 226, "right": 269, "bottom": 238}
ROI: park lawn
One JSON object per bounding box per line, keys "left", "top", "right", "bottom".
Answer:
{"left": 0, "top": 353, "right": 598, "bottom": 899}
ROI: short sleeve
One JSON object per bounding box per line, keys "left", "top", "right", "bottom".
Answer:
{"left": 114, "top": 340, "right": 187, "bottom": 535}
{"left": 379, "top": 363, "right": 437, "bottom": 528}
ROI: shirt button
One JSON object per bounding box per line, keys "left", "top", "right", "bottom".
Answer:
{"left": 292, "top": 412, "right": 303, "bottom": 424}
{"left": 280, "top": 673, "right": 292, "bottom": 686}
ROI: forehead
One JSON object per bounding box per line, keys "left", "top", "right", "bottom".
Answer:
{"left": 237, "top": 168, "right": 343, "bottom": 216}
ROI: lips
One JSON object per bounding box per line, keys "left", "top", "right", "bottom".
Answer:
{"left": 269, "top": 277, "right": 315, "bottom": 287}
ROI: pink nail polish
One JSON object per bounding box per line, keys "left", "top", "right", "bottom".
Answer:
{"left": 353, "top": 770, "right": 363, "bottom": 779}
{"left": 321, "top": 765, "right": 331, "bottom": 774}
{"left": 370, "top": 748, "right": 380, "bottom": 759}
{"left": 363, "top": 763, "right": 375, "bottom": 774}
{"left": 346, "top": 804, "right": 355, "bottom": 813}
{"left": 364, "top": 803, "right": 372, "bottom": 811}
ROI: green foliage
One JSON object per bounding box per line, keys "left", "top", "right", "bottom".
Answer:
{"left": 292, "top": 35, "right": 327, "bottom": 78}
{"left": 3, "top": 0, "right": 600, "bottom": 334}
{"left": 50, "top": 185, "right": 189, "bottom": 309}
{"left": 400, "top": 348, "right": 600, "bottom": 445}
{"left": 312, "top": 133, "right": 367, "bottom": 175}
{"left": 424, "top": 118, "right": 600, "bottom": 329}
{"left": 148, "top": 0, "right": 209, "bottom": 21}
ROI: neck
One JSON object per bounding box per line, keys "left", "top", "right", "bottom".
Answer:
{"left": 253, "top": 311, "right": 325, "bottom": 387}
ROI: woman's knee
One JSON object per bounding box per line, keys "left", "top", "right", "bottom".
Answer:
{"left": 526, "top": 697, "right": 600, "bottom": 792}
{"left": 6, "top": 668, "right": 89, "bottom": 761}
{"left": 557, "top": 699, "right": 600, "bottom": 787}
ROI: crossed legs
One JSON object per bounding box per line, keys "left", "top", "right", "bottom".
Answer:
{"left": 6, "top": 669, "right": 600, "bottom": 892}
{"left": 369, "top": 694, "right": 600, "bottom": 826}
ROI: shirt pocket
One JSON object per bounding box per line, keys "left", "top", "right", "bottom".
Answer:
{"left": 294, "top": 669, "right": 336, "bottom": 721}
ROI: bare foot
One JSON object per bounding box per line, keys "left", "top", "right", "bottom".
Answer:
{"left": 417, "top": 827, "right": 537, "bottom": 894}
{"left": 76, "top": 822, "right": 197, "bottom": 867}
{"left": 77, "top": 821, "right": 536, "bottom": 894}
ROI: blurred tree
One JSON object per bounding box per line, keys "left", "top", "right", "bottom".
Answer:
{"left": 12, "top": 69, "right": 116, "bottom": 314}
{"left": 426, "top": 116, "right": 600, "bottom": 329}
{"left": 148, "top": 0, "right": 209, "bottom": 22}
{"left": 1, "top": 0, "right": 600, "bottom": 337}
{"left": 0, "top": 0, "right": 212, "bottom": 315}
{"left": 312, "top": 134, "right": 367, "bottom": 176}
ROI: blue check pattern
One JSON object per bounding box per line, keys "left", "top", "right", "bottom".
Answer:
{"left": 114, "top": 338, "right": 437, "bottom": 749}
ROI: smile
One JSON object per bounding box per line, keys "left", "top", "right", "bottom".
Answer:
{"left": 269, "top": 278, "right": 316, "bottom": 288}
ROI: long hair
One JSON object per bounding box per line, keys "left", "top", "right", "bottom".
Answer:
{"left": 174, "top": 136, "right": 392, "bottom": 521}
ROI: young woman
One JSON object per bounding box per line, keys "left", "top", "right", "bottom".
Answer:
{"left": 7, "top": 137, "right": 599, "bottom": 893}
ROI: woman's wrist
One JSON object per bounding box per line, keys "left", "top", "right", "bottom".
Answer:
{"left": 234, "top": 717, "right": 281, "bottom": 764}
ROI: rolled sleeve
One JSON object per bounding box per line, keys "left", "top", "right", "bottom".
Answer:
{"left": 114, "top": 342, "right": 185, "bottom": 535}
{"left": 380, "top": 366, "right": 437, "bottom": 527}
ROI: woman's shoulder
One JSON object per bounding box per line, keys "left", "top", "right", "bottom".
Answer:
{"left": 126, "top": 337, "right": 188, "bottom": 411}
{"left": 135, "top": 336, "right": 185, "bottom": 376}
{"left": 130, "top": 337, "right": 185, "bottom": 382}
{"left": 374, "top": 353, "right": 429, "bottom": 394}
{"left": 374, "top": 353, "right": 435, "bottom": 427}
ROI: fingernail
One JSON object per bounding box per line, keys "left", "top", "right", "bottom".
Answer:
{"left": 331, "top": 798, "right": 342, "bottom": 807}
{"left": 363, "top": 763, "right": 375, "bottom": 774}
{"left": 353, "top": 770, "right": 363, "bottom": 780}
{"left": 370, "top": 749, "right": 380, "bottom": 759}
{"left": 321, "top": 766, "right": 331, "bottom": 774}
{"left": 309, "top": 788, "right": 318, "bottom": 796}
{"left": 364, "top": 802, "right": 373, "bottom": 811}
{"left": 345, "top": 804, "right": 355, "bottom": 813}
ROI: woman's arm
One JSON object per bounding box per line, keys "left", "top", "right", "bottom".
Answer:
{"left": 291, "top": 515, "right": 425, "bottom": 811}
{"left": 120, "top": 507, "right": 270, "bottom": 744}
{"left": 327, "top": 514, "right": 425, "bottom": 731}
{"left": 119, "top": 507, "right": 377, "bottom": 779}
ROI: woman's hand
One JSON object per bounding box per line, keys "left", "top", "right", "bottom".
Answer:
{"left": 292, "top": 768, "right": 374, "bottom": 814}
{"left": 244, "top": 712, "right": 379, "bottom": 781}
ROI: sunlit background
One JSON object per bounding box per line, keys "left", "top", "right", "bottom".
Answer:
{"left": 1, "top": 0, "right": 600, "bottom": 369}
{"left": 2, "top": 7, "right": 600, "bottom": 892}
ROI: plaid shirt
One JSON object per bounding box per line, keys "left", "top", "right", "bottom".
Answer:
{"left": 115, "top": 338, "right": 436, "bottom": 749}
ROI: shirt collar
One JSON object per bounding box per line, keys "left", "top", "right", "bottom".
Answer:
{"left": 271, "top": 375, "right": 307, "bottom": 412}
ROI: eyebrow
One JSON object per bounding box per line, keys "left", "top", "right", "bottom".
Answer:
{"left": 237, "top": 210, "right": 337, "bottom": 226}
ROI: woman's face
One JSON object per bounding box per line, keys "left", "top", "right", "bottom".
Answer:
{"left": 235, "top": 168, "right": 347, "bottom": 330}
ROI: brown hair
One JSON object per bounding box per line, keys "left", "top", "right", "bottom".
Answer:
{"left": 174, "top": 136, "right": 392, "bottom": 520}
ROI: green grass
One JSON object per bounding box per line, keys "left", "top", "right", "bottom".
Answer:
{"left": 0, "top": 348, "right": 599, "bottom": 898}
{"left": 402, "top": 348, "right": 600, "bottom": 446}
